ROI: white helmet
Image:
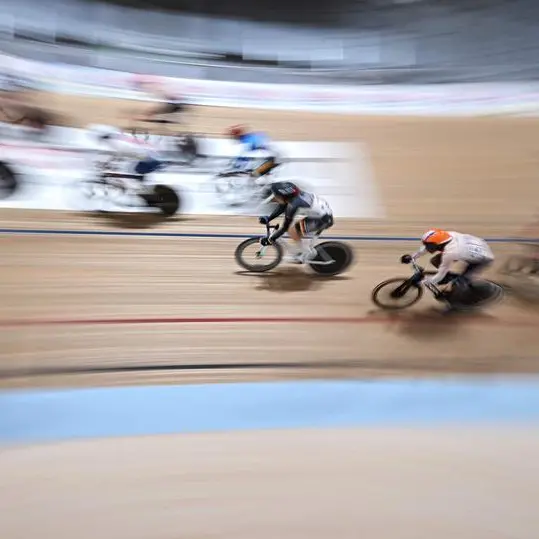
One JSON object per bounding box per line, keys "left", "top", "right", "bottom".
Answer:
{"left": 87, "top": 124, "right": 120, "bottom": 140}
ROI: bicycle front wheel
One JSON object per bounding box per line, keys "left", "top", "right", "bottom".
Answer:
{"left": 235, "top": 237, "right": 283, "bottom": 272}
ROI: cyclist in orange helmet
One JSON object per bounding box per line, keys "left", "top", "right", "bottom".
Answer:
{"left": 401, "top": 228, "right": 494, "bottom": 289}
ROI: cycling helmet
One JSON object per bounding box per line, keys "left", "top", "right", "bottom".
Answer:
{"left": 87, "top": 124, "right": 120, "bottom": 141}
{"left": 226, "top": 125, "right": 246, "bottom": 139}
{"left": 270, "top": 181, "right": 300, "bottom": 201}
{"left": 421, "top": 229, "right": 452, "bottom": 251}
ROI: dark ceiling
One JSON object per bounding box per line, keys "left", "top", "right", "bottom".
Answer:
{"left": 101, "top": 0, "right": 369, "bottom": 25}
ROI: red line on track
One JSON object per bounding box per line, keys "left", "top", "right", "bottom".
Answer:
{"left": 0, "top": 315, "right": 536, "bottom": 328}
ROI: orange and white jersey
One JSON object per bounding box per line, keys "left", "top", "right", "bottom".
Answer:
{"left": 413, "top": 231, "right": 494, "bottom": 285}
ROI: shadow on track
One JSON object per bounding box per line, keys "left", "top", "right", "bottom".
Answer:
{"left": 78, "top": 211, "right": 194, "bottom": 230}
{"left": 364, "top": 307, "right": 501, "bottom": 341}
{"left": 235, "top": 266, "right": 352, "bottom": 293}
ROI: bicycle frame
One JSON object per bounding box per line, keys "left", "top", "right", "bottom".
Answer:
{"left": 256, "top": 222, "right": 335, "bottom": 266}
{"left": 406, "top": 259, "right": 443, "bottom": 297}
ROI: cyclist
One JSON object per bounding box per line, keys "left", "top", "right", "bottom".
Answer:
{"left": 86, "top": 124, "right": 164, "bottom": 187}
{"left": 259, "top": 181, "right": 333, "bottom": 263}
{"left": 132, "top": 76, "right": 188, "bottom": 125}
{"left": 226, "top": 125, "right": 281, "bottom": 183}
{"left": 402, "top": 228, "right": 494, "bottom": 290}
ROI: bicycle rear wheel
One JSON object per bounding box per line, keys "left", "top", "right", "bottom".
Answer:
{"left": 308, "top": 241, "right": 354, "bottom": 276}
{"left": 0, "top": 162, "right": 19, "bottom": 199}
{"left": 448, "top": 280, "right": 504, "bottom": 311}
{"left": 143, "top": 184, "right": 181, "bottom": 216}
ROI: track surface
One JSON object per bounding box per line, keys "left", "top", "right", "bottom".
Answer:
{"left": 2, "top": 428, "right": 539, "bottom": 539}
{"left": 0, "top": 213, "right": 538, "bottom": 387}
{"left": 1, "top": 100, "right": 539, "bottom": 539}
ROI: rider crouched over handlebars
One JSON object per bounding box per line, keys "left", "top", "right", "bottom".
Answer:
{"left": 402, "top": 228, "right": 495, "bottom": 298}
{"left": 87, "top": 124, "right": 164, "bottom": 192}
{"left": 259, "top": 181, "right": 334, "bottom": 264}
{"left": 225, "top": 125, "right": 281, "bottom": 186}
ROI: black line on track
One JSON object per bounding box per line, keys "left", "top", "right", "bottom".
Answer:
{"left": 0, "top": 357, "right": 535, "bottom": 379}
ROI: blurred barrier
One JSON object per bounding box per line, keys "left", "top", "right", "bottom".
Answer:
{"left": 0, "top": 130, "right": 379, "bottom": 218}
{"left": 3, "top": 51, "right": 539, "bottom": 116}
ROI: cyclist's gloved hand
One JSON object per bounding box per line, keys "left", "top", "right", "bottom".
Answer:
{"left": 259, "top": 216, "right": 270, "bottom": 225}
{"left": 400, "top": 254, "right": 412, "bottom": 264}
{"left": 260, "top": 237, "right": 272, "bottom": 246}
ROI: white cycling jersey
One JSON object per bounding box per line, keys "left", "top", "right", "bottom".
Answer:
{"left": 297, "top": 192, "right": 333, "bottom": 219}
{"left": 413, "top": 231, "right": 494, "bottom": 285}
{"left": 106, "top": 134, "right": 160, "bottom": 161}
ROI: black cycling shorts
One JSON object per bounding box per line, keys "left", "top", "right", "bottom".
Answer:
{"left": 296, "top": 214, "right": 334, "bottom": 236}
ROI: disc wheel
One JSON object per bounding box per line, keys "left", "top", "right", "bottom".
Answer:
{"left": 448, "top": 280, "right": 504, "bottom": 311}
{"left": 308, "top": 241, "right": 354, "bottom": 276}
{"left": 145, "top": 184, "right": 181, "bottom": 216}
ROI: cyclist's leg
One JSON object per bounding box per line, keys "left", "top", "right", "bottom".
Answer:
{"left": 460, "top": 259, "right": 493, "bottom": 282}
{"left": 252, "top": 156, "right": 279, "bottom": 180}
{"left": 134, "top": 158, "right": 163, "bottom": 177}
{"left": 430, "top": 254, "right": 460, "bottom": 285}
{"left": 294, "top": 215, "right": 334, "bottom": 261}
{"left": 127, "top": 158, "right": 164, "bottom": 191}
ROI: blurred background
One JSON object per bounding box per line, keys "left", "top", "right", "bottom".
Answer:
{"left": 1, "top": 1, "right": 539, "bottom": 538}
{"left": 2, "top": 0, "right": 539, "bottom": 84}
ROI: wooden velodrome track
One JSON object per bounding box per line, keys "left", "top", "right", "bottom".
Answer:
{"left": 2, "top": 94, "right": 539, "bottom": 539}
{"left": 1, "top": 95, "right": 539, "bottom": 387}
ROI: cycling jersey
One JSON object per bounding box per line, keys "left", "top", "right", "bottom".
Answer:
{"left": 268, "top": 191, "right": 333, "bottom": 241}
{"left": 413, "top": 231, "right": 494, "bottom": 285}
{"left": 238, "top": 132, "right": 271, "bottom": 152}
{"left": 233, "top": 132, "right": 279, "bottom": 175}
{"left": 93, "top": 132, "right": 163, "bottom": 176}
{"left": 103, "top": 133, "right": 160, "bottom": 161}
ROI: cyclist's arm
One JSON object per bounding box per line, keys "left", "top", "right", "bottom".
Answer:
{"left": 411, "top": 245, "right": 427, "bottom": 260}
{"left": 269, "top": 203, "right": 300, "bottom": 242}
{"left": 267, "top": 203, "right": 286, "bottom": 221}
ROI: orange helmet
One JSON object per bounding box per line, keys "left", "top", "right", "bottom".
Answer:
{"left": 226, "top": 125, "right": 246, "bottom": 138}
{"left": 421, "top": 229, "right": 452, "bottom": 247}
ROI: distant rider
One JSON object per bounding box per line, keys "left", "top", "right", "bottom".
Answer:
{"left": 401, "top": 228, "right": 495, "bottom": 292}
{"left": 132, "top": 76, "right": 188, "bottom": 125}
{"left": 259, "top": 181, "right": 334, "bottom": 263}
{"left": 226, "top": 125, "right": 281, "bottom": 183}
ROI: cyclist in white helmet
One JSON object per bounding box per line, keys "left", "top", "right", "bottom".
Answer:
{"left": 86, "top": 124, "right": 164, "bottom": 183}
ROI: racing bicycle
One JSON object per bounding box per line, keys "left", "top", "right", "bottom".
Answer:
{"left": 235, "top": 222, "right": 354, "bottom": 276}
{"left": 212, "top": 161, "right": 278, "bottom": 208}
{"left": 130, "top": 119, "right": 203, "bottom": 167}
{"left": 371, "top": 258, "right": 504, "bottom": 312}
{"left": 79, "top": 159, "right": 181, "bottom": 217}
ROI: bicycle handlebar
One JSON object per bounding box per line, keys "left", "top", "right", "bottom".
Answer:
{"left": 265, "top": 222, "right": 279, "bottom": 237}
{"left": 409, "top": 259, "right": 424, "bottom": 274}
{"left": 403, "top": 257, "right": 443, "bottom": 294}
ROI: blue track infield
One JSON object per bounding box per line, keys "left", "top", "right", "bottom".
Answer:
{"left": 1, "top": 378, "right": 539, "bottom": 444}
